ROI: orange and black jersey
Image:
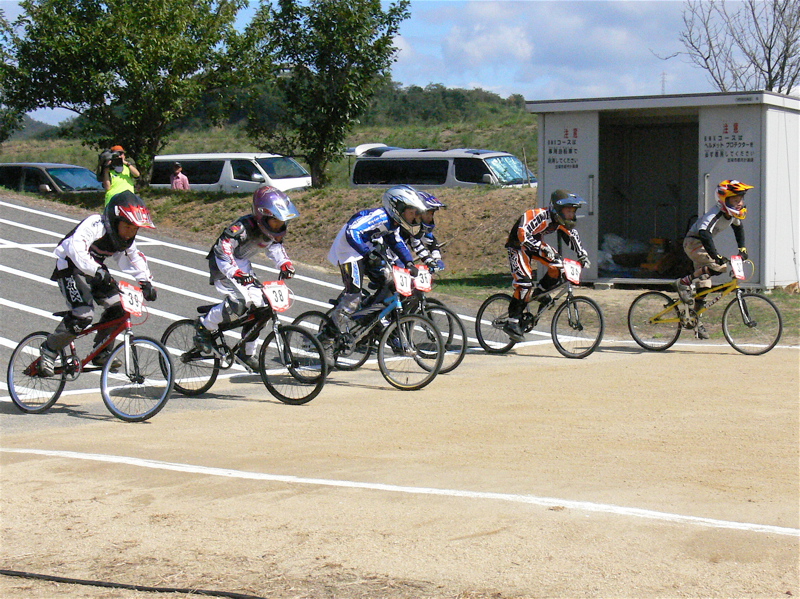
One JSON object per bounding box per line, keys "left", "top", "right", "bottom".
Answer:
{"left": 505, "top": 208, "right": 586, "bottom": 258}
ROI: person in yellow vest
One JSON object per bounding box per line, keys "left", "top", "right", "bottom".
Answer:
{"left": 99, "top": 145, "right": 140, "bottom": 205}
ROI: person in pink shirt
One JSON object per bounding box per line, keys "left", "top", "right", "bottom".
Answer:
{"left": 170, "top": 162, "right": 190, "bottom": 190}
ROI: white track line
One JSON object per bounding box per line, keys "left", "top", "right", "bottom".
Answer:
{"left": 1, "top": 448, "right": 797, "bottom": 538}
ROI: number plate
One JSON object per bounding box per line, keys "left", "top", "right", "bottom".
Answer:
{"left": 118, "top": 280, "right": 144, "bottom": 316}
{"left": 730, "top": 255, "right": 745, "bottom": 280}
{"left": 263, "top": 281, "right": 292, "bottom": 312}
{"left": 414, "top": 265, "right": 432, "bottom": 292}
{"left": 392, "top": 265, "right": 413, "bottom": 296}
{"left": 563, "top": 258, "right": 582, "bottom": 284}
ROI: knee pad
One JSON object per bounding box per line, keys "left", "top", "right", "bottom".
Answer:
{"left": 223, "top": 296, "right": 248, "bottom": 320}
{"left": 64, "top": 312, "right": 93, "bottom": 334}
{"left": 98, "top": 304, "right": 125, "bottom": 323}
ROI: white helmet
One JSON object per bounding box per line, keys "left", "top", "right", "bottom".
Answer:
{"left": 381, "top": 185, "right": 428, "bottom": 235}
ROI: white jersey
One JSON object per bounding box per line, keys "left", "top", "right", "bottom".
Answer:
{"left": 53, "top": 214, "right": 152, "bottom": 282}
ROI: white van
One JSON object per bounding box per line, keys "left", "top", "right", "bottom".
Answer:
{"left": 150, "top": 153, "right": 311, "bottom": 193}
{"left": 350, "top": 147, "right": 537, "bottom": 189}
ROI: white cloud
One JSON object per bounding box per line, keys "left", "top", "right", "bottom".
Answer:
{"left": 392, "top": 0, "right": 713, "bottom": 100}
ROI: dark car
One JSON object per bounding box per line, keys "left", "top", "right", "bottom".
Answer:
{"left": 0, "top": 162, "right": 104, "bottom": 194}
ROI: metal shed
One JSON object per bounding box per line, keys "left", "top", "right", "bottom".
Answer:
{"left": 526, "top": 91, "right": 799, "bottom": 289}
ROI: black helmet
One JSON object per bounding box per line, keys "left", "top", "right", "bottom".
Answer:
{"left": 102, "top": 191, "right": 155, "bottom": 250}
{"left": 549, "top": 189, "right": 586, "bottom": 230}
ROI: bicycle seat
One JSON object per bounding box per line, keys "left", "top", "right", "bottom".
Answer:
{"left": 196, "top": 305, "right": 215, "bottom": 315}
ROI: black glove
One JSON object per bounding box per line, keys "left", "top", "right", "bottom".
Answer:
{"left": 738, "top": 247, "right": 748, "bottom": 261}
{"left": 139, "top": 281, "right": 157, "bottom": 302}
{"left": 232, "top": 270, "right": 258, "bottom": 286}
{"left": 405, "top": 263, "right": 419, "bottom": 278}
{"left": 713, "top": 254, "right": 727, "bottom": 265}
{"left": 578, "top": 253, "right": 591, "bottom": 269}
{"left": 93, "top": 265, "right": 113, "bottom": 287}
{"left": 279, "top": 262, "right": 295, "bottom": 280}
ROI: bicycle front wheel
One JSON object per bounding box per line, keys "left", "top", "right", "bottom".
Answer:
{"left": 7, "top": 331, "right": 66, "bottom": 413}
{"left": 423, "top": 304, "right": 467, "bottom": 373}
{"left": 475, "top": 293, "right": 517, "bottom": 354}
{"left": 161, "top": 319, "right": 220, "bottom": 396}
{"left": 101, "top": 336, "right": 174, "bottom": 422}
{"left": 259, "top": 324, "right": 328, "bottom": 405}
{"left": 378, "top": 314, "right": 443, "bottom": 391}
{"left": 722, "top": 292, "right": 782, "bottom": 355}
{"left": 551, "top": 296, "right": 604, "bottom": 358}
{"left": 293, "top": 310, "right": 371, "bottom": 370}
{"left": 627, "top": 291, "right": 682, "bottom": 351}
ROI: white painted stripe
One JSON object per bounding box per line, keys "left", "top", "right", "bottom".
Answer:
{"left": 1, "top": 448, "right": 796, "bottom": 538}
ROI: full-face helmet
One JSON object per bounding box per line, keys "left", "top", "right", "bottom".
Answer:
{"left": 549, "top": 189, "right": 586, "bottom": 230}
{"left": 382, "top": 185, "right": 428, "bottom": 235}
{"left": 418, "top": 191, "right": 446, "bottom": 233}
{"left": 716, "top": 180, "right": 752, "bottom": 219}
{"left": 252, "top": 185, "right": 300, "bottom": 240}
{"left": 102, "top": 190, "right": 155, "bottom": 250}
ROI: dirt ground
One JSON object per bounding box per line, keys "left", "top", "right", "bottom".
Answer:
{"left": 2, "top": 190, "right": 798, "bottom": 599}
{"left": 1, "top": 340, "right": 798, "bottom": 599}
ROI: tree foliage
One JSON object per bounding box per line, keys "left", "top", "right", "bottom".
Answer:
{"left": 361, "top": 81, "right": 526, "bottom": 125}
{"left": 0, "top": 9, "right": 24, "bottom": 143}
{"left": 245, "top": 0, "right": 411, "bottom": 187}
{"left": 677, "top": 0, "right": 800, "bottom": 95}
{"left": 1, "top": 0, "right": 250, "bottom": 178}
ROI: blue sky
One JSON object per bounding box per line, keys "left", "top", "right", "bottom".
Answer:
{"left": 2, "top": 0, "right": 713, "bottom": 126}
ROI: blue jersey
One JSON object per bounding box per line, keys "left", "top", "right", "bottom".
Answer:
{"left": 328, "top": 207, "right": 415, "bottom": 266}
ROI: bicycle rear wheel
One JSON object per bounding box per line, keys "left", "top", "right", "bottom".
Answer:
{"left": 161, "top": 319, "right": 220, "bottom": 396}
{"left": 259, "top": 324, "right": 328, "bottom": 405}
{"left": 377, "top": 314, "right": 443, "bottom": 391}
{"left": 627, "top": 291, "right": 682, "bottom": 351}
{"left": 722, "top": 292, "right": 782, "bottom": 355}
{"left": 7, "top": 331, "right": 66, "bottom": 413}
{"left": 475, "top": 293, "right": 517, "bottom": 354}
{"left": 423, "top": 304, "right": 467, "bottom": 373}
{"left": 101, "top": 336, "right": 173, "bottom": 422}
{"left": 292, "top": 310, "right": 371, "bottom": 370}
{"left": 551, "top": 296, "right": 604, "bottom": 358}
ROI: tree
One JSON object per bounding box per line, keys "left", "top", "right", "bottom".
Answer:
{"left": 1, "top": 0, "right": 251, "bottom": 179}
{"left": 0, "top": 9, "right": 24, "bottom": 143}
{"left": 676, "top": 0, "right": 800, "bottom": 95}
{"left": 245, "top": 0, "right": 411, "bottom": 187}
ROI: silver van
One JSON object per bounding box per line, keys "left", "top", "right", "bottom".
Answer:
{"left": 350, "top": 146, "right": 537, "bottom": 189}
{"left": 150, "top": 153, "right": 311, "bottom": 193}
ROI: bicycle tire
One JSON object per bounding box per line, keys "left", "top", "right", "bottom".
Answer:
{"left": 259, "top": 324, "right": 328, "bottom": 405}
{"left": 6, "top": 331, "right": 66, "bottom": 413}
{"left": 377, "top": 314, "right": 443, "bottom": 391}
{"left": 551, "top": 296, "right": 604, "bottom": 358}
{"left": 627, "top": 291, "right": 682, "bottom": 351}
{"left": 722, "top": 292, "right": 783, "bottom": 355}
{"left": 101, "top": 336, "right": 173, "bottom": 422}
{"left": 292, "top": 310, "right": 371, "bottom": 371}
{"left": 475, "top": 293, "right": 517, "bottom": 354}
{"left": 161, "top": 319, "right": 220, "bottom": 396}
{"left": 423, "top": 304, "right": 467, "bottom": 373}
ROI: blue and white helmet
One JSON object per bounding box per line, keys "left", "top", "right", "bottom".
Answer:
{"left": 382, "top": 185, "right": 428, "bottom": 235}
{"left": 417, "top": 191, "right": 445, "bottom": 233}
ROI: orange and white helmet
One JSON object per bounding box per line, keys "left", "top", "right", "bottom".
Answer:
{"left": 716, "top": 180, "right": 753, "bottom": 219}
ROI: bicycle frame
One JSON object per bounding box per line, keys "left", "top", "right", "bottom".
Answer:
{"left": 54, "top": 315, "right": 132, "bottom": 378}
{"left": 648, "top": 278, "right": 740, "bottom": 326}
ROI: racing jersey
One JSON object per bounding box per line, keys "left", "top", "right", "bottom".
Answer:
{"left": 207, "top": 214, "right": 290, "bottom": 283}
{"left": 327, "top": 207, "right": 415, "bottom": 266}
{"left": 505, "top": 208, "right": 586, "bottom": 258}
{"left": 51, "top": 214, "right": 151, "bottom": 282}
{"left": 686, "top": 203, "right": 745, "bottom": 257}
